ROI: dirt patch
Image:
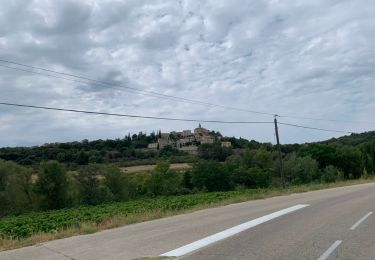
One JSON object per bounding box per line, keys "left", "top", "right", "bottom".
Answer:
{"left": 121, "top": 163, "right": 192, "bottom": 173}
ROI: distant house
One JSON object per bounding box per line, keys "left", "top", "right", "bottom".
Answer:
{"left": 176, "top": 137, "right": 194, "bottom": 147}
{"left": 158, "top": 138, "right": 174, "bottom": 149}
{"left": 147, "top": 143, "right": 158, "bottom": 149}
{"left": 221, "top": 141, "right": 231, "bottom": 148}
{"left": 200, "top": 136, "right": 214, "bottom": 144}
{"left": 194, "top": 124, "right": 209, "bottom": 136}
{"left": 178, "top": 145, "right": 198, "bottom": 155}
{"left": 182, "top": 130, "right": 192, "bottom": 137}
{"left": 147, "top": 124, "right": 228, "bottom": 153}
{"left": 160, "top": 133, "right": 170, "bottom": 140}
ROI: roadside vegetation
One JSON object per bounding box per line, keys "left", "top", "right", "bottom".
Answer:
{"left": 0, "top": 131, "right": 374, "bottom": 250}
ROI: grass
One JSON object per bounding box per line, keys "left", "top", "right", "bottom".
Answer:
{"left": 1, "top": 177, "right": 374, "bottom": 252}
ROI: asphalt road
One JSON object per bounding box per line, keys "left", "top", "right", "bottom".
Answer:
{"left": 1, "top": 182, "right": 374, "bottom": 260}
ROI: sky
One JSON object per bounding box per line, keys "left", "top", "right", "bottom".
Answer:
{"left": 0, "top": 0, "right": 374, "bottom": 147}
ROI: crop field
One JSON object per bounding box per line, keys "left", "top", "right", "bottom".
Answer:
{"left": 1, "top": 178, "right": 373, "bottom": 249}
{"left": 0, "top": 190, "right": 266, "bottom": 239}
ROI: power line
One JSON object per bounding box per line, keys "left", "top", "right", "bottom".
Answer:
{"left": 0, "top": 59, "right": 274, "bottom": 116}
{"left": 0, "top": 101, "right": 358, "bottom": 134}
{"left": 0, "top": 102, "right": 274, "bottom": 124}
{"left": 1, "top": 59, "right": 374, "bottom": 125}
{"left": 0, "top": 64, "right": 205, "bottom": 104}
{"left": 278, "top": 122, "right": 356, "bottom": 134}
{"left": 281, "top": 115, "right": 374, "bottom": 125}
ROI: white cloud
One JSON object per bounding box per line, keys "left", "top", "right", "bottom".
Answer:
{"left": 0, "top": 0, "right": 374, "bottom": 146}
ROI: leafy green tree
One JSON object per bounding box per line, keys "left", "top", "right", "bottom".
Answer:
{"left": 361, "top": 142, "right": 375, "bottom": 174}
{"left": 225, "top": 155, "right": 243, "bottom": 172}
{"left": 321, "top": 165, "right": 338, "bottom": 183}
{"left": 182, "top": 170, "right": 193, "bottom": 190}
{"left": 248, "top": 167, "right": 271, "bottom": 188}
{"left": 145, "top": 161, "right": 182, "bottom": 196}
{"left": 298, "top": 144, "right": 337, "bottom": 168}
{"left": 0, "top": 160, "right": 34, "bottom": 216}
{"left": 76, "top": 165, "right": 113, "bottom": 205}
{"left": 334, "top": 147, "right": 362, "bottom": 179}
{"left": 191, "top": 160, "right": 232, "bottom": 192}
{"left": 159, "top": 145, "right": 185, "bottom": 157}
{"left": 231, "top": 166, "right": 271, "bottom": 188}
{"left": 34, "top": 161, "right": 69, "bottom": 209}
{"left": 231, "top": 166, "right": 252, "bottom": 187}
{"left": 283, "top": 155, "right": 320, "bottom": 184}
{"left": 104, "top": 165, "right": 131, "bottom": 201}
{"left": 252, "top": 149, "right": 276, "bottom": 169}
{"left": 198, "top": 144, "right": 233, "bottom": 161}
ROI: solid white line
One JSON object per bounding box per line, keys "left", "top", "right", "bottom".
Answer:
{"left": 161, "top": 204, "right": 309, "bottom": 257}
{"left": 317, "top": 240, "right": 342, "bottom": 260}
{"left": 350, "top": 212, "right": 373, "bottom": 230}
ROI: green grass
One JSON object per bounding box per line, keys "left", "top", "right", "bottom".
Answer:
{"left": 1, "top": 178, "right": 374, "bottom": 251}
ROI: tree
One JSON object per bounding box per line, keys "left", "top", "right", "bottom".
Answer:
{"left": 76, "top": 165, "right": 113, "bottom": 205}
{"left": 145, "top": 161, "right": 182, "bottom": 196}
{"left": 298, "top": 144, "right": 337, "bottom": 168}
{"left": 283, "top": 155, "right": 320, "bottom": 184}
{"left": 334, "top": 147, "right": 362, "bottom": 179}
{"left": 34, "top": 161, "right": 69, "bottom": 209}
{"left": 231, "top": 166, "right": 271, "bottom": 188}
{"left": 248, "top": 167, "right": 271, "bottom": 188}
{"left": 103, "top": 165, "right": 131, "bottom": 201}
{"left": 321, "top": 165, "right": 339, "bottom": 183}
{"left": 0, "top": 160, "right": 34, "bottom": 216}
{"left": 198, "top": 144, "right": 232, "bottom": 161}
{"left": 182, "top": 170, "right": 193, "bottom": 190}
{"left": 191, "top": 160, "right": 232, "bottom": 192}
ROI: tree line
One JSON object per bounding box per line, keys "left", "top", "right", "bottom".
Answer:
{"left": 0, "top": 131, "right": 374, "bottom": 217}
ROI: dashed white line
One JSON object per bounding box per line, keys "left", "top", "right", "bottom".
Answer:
{"left": 160, "top": 204, "right": 309, "bottom": 257}
{"left": 350, "top": 212, "right": 373, "bottom": 230}
{"left": 318, "top": 240, "right": 342, "bottom": 260}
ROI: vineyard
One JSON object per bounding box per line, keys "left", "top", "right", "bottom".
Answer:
{"left": 0, "top": 189, "right": 268, "bottom": 239}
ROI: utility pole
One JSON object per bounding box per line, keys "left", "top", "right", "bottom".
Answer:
{"left": 274, "top": 115, "right": 285, "bottom": 188}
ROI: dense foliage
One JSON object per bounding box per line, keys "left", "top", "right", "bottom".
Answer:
{"left": 0, "top": 131, "right": 374, "bottom": 239}
{"left": 0, "top": 132, "right": 166, "bottom": 166}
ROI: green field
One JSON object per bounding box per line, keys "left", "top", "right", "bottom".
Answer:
{"left": 1, "top": 178, "right": 374, "bottom": 247}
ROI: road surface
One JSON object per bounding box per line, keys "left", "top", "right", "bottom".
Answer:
{"left": 1, "top": 182, "right": 374, "bottom": 260}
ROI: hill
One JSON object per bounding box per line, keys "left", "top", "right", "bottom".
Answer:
{"left": 321, "top": 131, "right": 375, "bottom": 146}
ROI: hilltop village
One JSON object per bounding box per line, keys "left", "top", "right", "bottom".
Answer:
{"left": 147, "top": 124, "right": 231, "bottom": 155}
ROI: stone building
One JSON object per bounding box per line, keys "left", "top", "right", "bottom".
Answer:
{"left": 182, "top": 130, "right": 192, "bottom": 137}
{"left": 178, "top": 145, "right": 198, "bottom": 155}
{"left": 200, "top": 135, "right": 214, "bottom": 144}
{"left": 147, "top": 124, "right": 231, "bottom": 155}
{"left": 194, "top": 123, "right": 209, "bottom": 136}
{"left": 221, "top": 141, "right": 232, "bottom": 148}
{"left": 147, "top": 143, "right": 158, "bottom": 149}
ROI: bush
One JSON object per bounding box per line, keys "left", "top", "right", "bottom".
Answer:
{"left": 231, "top": 167, "right": 271, "bottom": 188}
{"left": 76, "top": 165, "right": 114, "bottom": 205}
{"left": 191, "top": 160, "right": 232, "bottom": 192}
{"left": 34, "top": 161, "right": 69, "bottom": 210}
{"left": 321, "top": 165, "right": 338, "bottom": 183}
{"left": 145, "top": 161, "right": 182, "bottom": 196}
{"left": 247, "top": 167, "right": 271, "bottom": 188}
{"left": 0, "top": 160, "right": 34, "bottom": 216}
{"left": 283, "top": 155, "right": 320, "bottom": 184}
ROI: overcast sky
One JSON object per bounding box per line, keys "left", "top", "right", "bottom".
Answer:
{"left": 0, "top": 0, "right": 374, "bottom": 147}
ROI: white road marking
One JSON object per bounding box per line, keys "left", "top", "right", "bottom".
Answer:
{"left": 317, "top": 240, "right": 342, "bottom": 260}
{"left": 161, "top": 204, "right": 309, "bottom": 257}
{"left": 350, "top": 212, "right": 373, "bottom": 230}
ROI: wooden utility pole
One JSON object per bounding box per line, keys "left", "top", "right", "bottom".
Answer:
{"left": 274, "top": 115, "right": 285, "bottom": 188}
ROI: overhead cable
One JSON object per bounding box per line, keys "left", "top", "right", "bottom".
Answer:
{"left": 0, "top": 102, "right": 274, "bottom": 124}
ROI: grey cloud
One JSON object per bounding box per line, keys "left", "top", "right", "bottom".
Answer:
{"left": 0, "top": 0, "right": 374, "bottom": 147}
